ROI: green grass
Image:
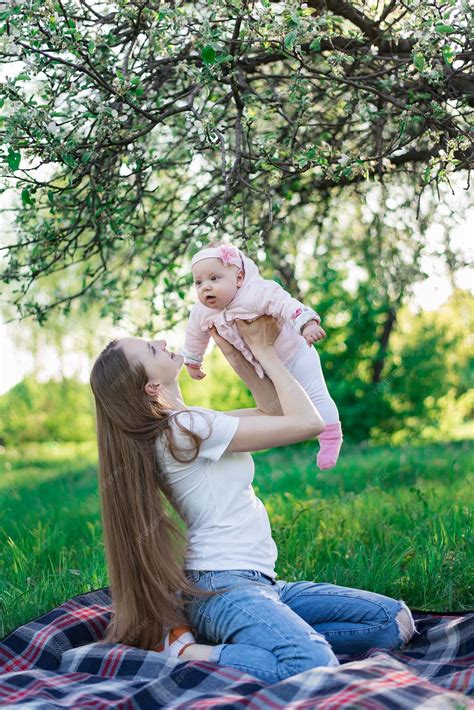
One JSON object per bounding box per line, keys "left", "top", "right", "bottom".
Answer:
{"left": 0, "top": 438, "right": 473, "bottom": 639}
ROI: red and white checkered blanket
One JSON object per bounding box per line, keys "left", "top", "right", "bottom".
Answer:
{"left": 1, "top": 587, "right": 473, "bottom": 708}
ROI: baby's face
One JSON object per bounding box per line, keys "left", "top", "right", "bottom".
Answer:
{"left": 192, "top": 257, "right": 244, "bottom": 309}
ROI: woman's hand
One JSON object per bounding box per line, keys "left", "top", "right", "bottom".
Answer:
{"left": 235, "top": 315, "right": 281, "bottom": 353}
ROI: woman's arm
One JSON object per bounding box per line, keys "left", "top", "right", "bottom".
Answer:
{"left": 209, "top": 326, "right": 283, "bottom": 416}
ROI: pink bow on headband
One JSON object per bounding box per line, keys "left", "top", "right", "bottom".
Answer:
{"left": 218, "top": 245, "right": 240, "bottom": 265}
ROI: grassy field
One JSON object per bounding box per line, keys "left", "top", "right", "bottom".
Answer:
{"left": 0, "top": 438, "right": 472, "bottom": 639}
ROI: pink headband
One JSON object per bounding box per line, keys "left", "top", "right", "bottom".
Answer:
{"left": 191, "top": 244, "right": 243, "bottom": 271}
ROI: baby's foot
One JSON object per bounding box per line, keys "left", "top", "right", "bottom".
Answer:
{"left": 317, "top": 421, "right": 343, "bottom": 470}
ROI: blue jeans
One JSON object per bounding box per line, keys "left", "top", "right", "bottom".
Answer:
{"left": 183, "top": 569, "right": 416, "bottom": 685}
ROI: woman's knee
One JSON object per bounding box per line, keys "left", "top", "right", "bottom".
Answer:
{"left": 277, "top": 634, "right": 339, "bottom": 680}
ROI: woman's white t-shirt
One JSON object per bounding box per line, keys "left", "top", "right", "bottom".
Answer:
{"left": 155, "top": 406, "right": 278, "bottom": 579}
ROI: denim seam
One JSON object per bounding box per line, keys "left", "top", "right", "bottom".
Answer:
{"left": 209, "top": 573, "right": 301, "bottom": 677}
{"left": 184, "top": 574, "right": 219, "bottom": 642}
{"left": 193, "top": 599, "right": 212, "bottom": 620}
{"left": 190, "top": 601, "right": 219, "bottom": 644}
{"left": 290, "top": 591, "right": 393, "bottom": 636}
{"left": 221, "top": 570, "right": 258, "bottom": 581}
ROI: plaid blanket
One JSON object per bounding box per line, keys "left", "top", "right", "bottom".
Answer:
{"left": 0, "top": 586, "right": 473, "bottom": 709}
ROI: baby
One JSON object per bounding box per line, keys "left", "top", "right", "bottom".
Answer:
{"left": 180, "top": 241, "right": 343, "bottom": 470}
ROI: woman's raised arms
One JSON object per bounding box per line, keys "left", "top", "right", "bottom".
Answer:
{"left": 211, "top": 316, "right": 325, "bottom": 454}
{"left": 209, "top": 323, "right": 283, "bottom": 418}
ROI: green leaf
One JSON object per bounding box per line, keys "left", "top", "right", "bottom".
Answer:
{"left": 21, "top": 188, "right": 34, "bottom": 206}
{"left": 423, "top": 166, "right": 431, "bottom": 184}
{"left": 309, "top": 37, "right": 321, "bottom": 52}
{"left": 7, "top": 149, "right": 21, "bottom": 171}
{"left": 110, "top": 220, "right": 122, "bottom": 234}
{"left": 63, "top": 154, "right": 77, "bottom": 167}
{"left": 284, "top": 31, "right": 297, "bottom": 51}
{"left": 81, "top": 151, "right": 93, "bottom": 163}
{"left": 413, "top": 53, "right": 426, "bottom": 72}
{"left": 434, "top": 23, "right": 456, "bottom": 34}
{"left": 201, "top": 45, "right": 216, "bottom": 64}
{"left": 442, "top": 46, "right": 455, "bottom": 64}
{"left": 216, "top": 54, "right": 234, "bottom": 64}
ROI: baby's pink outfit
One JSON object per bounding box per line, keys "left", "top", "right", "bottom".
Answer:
{"left": 181, "top": 249, "right": 343, "bottom": 470}
{"left": 182, "top": 252, "right": 321, "bottom": 378}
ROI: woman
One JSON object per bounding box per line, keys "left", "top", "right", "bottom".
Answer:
{"left": 90, "top": 315, "right": 418, "bottom": 684}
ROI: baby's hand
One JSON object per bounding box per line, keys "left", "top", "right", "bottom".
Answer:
{"left": 186, "top": 363, "right": 206, "bottom": 380}
{"left": 301, "top": 320, "right": 326, "bottom": 346}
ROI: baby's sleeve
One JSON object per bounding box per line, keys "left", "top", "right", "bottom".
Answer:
{"left": 180, "top": 306, "right": 212, "bottom": 367}
{"left": 254, "top": 280, "right": 321, "bottom": 334}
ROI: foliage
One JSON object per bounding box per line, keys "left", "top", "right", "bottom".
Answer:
{"left": 179, "top": 342, "right": 255, "bottom": 411}
{"left": 373, "top": 288, "right": 474, "bottom": 443}
{"left": 0, "top": 375, "right": 96, "bottom": 444}
{"left": 0, "top": 342, "right": 253, "bottom": 446}
{"left": 0, "top": 288, "right": 472, "bottom": 446}
{"left": 0, "top": 0, "right": 472, "bottom": 323}
{"left": 317, "top": 281, "right": 474, "bottom": 442}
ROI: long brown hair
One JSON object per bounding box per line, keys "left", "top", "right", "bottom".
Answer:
{"left": 90, "top": 339, "right": 229, "bottom": 650}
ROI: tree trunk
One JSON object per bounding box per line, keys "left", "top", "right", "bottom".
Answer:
{"left": 372, "top": 307, "right": 397, "bottom": 384}
{"left": 262, "top": 236, "right": 303, "bottom": 300}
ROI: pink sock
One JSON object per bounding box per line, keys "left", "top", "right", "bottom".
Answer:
{"left": 317, "top": 421, "right": 343, "bottom": 470}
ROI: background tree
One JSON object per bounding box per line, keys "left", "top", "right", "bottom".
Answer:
{"left": 0, "top": 0, "right": 472, "bottom": 325}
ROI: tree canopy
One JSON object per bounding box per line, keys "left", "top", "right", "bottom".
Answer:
{"left": 0, "top": 0, "right": 472, "bottom": 325}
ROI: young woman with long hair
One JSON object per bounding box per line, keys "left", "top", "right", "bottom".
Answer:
{"left": 89, "top": 315, "right": 418, "bottom": 683}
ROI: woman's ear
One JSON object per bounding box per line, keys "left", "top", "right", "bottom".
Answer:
{"left": 144, "top": 381, "right": 160, "bottom": 398}
{"left": 237, "top": 269, "right": 244, "bottom": 287}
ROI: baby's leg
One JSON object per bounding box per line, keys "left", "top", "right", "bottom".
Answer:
{"left": 286, "top": 343, "right": 338, "bottom": 423}
{"left": 286, "top": 343, "right": 343, "bottom": 470}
